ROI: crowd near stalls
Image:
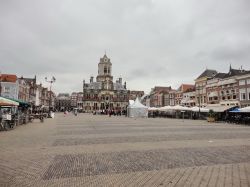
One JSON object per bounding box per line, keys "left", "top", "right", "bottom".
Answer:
{"left": 0, "top": 97, "right": 19, "bottom": 130}
{"left": 228, "top": 106, "right": 250, "bottom": 124}
{"left": 148, "top": 104, "right": 250, "bottom": 125}
{"left": 0, "top": 96, "right": 48, "bottom": 131}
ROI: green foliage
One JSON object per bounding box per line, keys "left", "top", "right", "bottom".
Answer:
{"left": 208, "top": 109, "right": 215, "bottom": 118}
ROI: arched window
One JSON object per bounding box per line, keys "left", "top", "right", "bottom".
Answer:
{"left": 104, "top": 66, "right": 107, "bottom": 74}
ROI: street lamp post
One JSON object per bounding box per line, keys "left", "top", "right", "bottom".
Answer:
{"left": 197, "top": 85, "right": 202, "bottom": 119}
{"left": 45, "top": 76, "right": 56, "bottom": 116}
{"left": 198, "top": 92, "right": 201, "bottom": 119}
{"left": 196, "top": 85, "right": 201, "bottom": 119}
{"left": 0, "top": 72, "right": 2, "bottom": 97}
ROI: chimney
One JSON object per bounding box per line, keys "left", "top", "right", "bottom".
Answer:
{"left": 90, "top": 76, "right": 94, "bottom": 83}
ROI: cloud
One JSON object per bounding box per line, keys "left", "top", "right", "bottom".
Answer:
{"left": 0, "top": 0, "right": 250, "bottom": 94}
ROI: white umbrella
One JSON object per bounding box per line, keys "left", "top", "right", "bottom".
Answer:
{"left": 191, "top": 106, "right": 209, "bottom": 112}
{"left": 239, "top": 106, "right": 250, "bottom": 113}
{"left": 148, "top": 107, "right": 158, "bottom": 111}
{"left": 172, "top": 105, "right": 191, "bottom": 111}
{"left": 158, "top": 106, "right": 173, "bottom": 111}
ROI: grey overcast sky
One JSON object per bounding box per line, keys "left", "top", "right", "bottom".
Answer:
{"left": 1, "top": 0, "right": 250, "bottom": 94}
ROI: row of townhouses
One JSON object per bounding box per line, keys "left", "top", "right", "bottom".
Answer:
{"left": 0, "top": 74, "right": 56, "bottom": 109}
{"left": 146, "top": 65, "right": 250, "bottom": 108}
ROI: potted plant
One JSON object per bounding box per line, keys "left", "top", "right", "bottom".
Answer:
{"left": 207, "top": 109, "right": 216, "bottom": 122}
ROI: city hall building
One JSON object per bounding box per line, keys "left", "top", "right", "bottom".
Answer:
{"left": 82, "top": 54, "right": 129, "bottom": 112}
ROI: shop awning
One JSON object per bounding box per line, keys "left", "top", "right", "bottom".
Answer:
{"left": 0, "top": 97, "right": 19, "bottom": 106}
{"left": 239, "top": 106, "right": 250, "bottom": 113}
{"left": 229, "top": 108, "right": 241, "bottom": 113}
{"left": 205, "top": 105, "right": 235, "bottom": 112}
{"left": 6, "top": 98, "right": 30, "bottom": 107}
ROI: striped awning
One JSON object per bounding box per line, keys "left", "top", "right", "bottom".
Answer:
{"left": 0, "top": 97, "right": 19, "bottom": 106}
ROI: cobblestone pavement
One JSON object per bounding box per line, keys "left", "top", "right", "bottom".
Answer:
{"left": 0, "top": 113, "right": 250, "bottom": 187}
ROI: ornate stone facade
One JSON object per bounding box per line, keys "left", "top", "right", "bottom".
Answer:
{"left": 82, "top": 54, "right": 128, "bottom": 112}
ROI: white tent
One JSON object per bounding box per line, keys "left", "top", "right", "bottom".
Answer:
{"left": 129, "top": 100, "right": 135, "bottom": 105}
{"left": 127, "top": 98, "right": 148, "bottom": 118}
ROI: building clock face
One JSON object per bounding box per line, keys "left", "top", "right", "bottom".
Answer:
{"left": 104, "top": 58, "right": 107, "bottom": 62}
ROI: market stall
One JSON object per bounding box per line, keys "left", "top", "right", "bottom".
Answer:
{"left": 127, "top": 98, "right": 148, "bottom": 118}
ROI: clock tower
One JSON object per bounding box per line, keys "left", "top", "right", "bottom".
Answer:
{"left": 96, "top": 54, "right": 113, "bottom": 83}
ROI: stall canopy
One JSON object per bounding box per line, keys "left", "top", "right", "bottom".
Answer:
{"left": 240, "top": 106, "right": 250, "bottom": 113}
{"left": 230, "top": 106, "right": 250, "bottom": 113}
{"left": 205, "top": 105, "right": 235, "bottom": 112}
{"left": 127, "top": 98, "right": 148, "bottom": 118}
{"left": 171, "top": 105, "right": 191, "bottom": 111}
{"left": 6, "top": 98, "right": 30, "bottom": 107}
{"left": 148, "top": 107, "right": 158, "bottom": 111}
{"left": 158, "top": 106, "right": 172, "bottom": 111}
{"left": 229, "top": 108, "right": 241, "bottom": 113}
{"left": 0, "top": 96, "right": 19, "bottom": 106}
{"left": 190, "top": 106, "right": 209, "bottom": 113}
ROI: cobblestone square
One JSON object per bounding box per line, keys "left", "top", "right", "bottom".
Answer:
{"left": 0, "top": 113, "right": 250, "bottom": 186}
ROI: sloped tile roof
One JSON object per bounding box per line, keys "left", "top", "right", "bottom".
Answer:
{"left": 0, "top": 74, "right": 17, "bottom": 82}
{"left": 196, "top": 69, "right": 217, "bottom": 80}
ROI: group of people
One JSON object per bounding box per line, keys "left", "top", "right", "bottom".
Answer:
{"left": 93, "top": 109, "right": 127, "bottom": 117}
{"left": 63, "top": 109, "right": 78, "bottom": 117}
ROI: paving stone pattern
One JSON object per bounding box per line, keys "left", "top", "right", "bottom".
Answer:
{"left": 0, "top": 113, "right": 250, "bottom": 187}
{"left": 53, "top": 132, "right": 250, "bottom": 146}
{"left": 43, "top": 145, "right": 250, "bottom": 180}
{"left": 56, "top": 127, "right": 248, "bottom": 135}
